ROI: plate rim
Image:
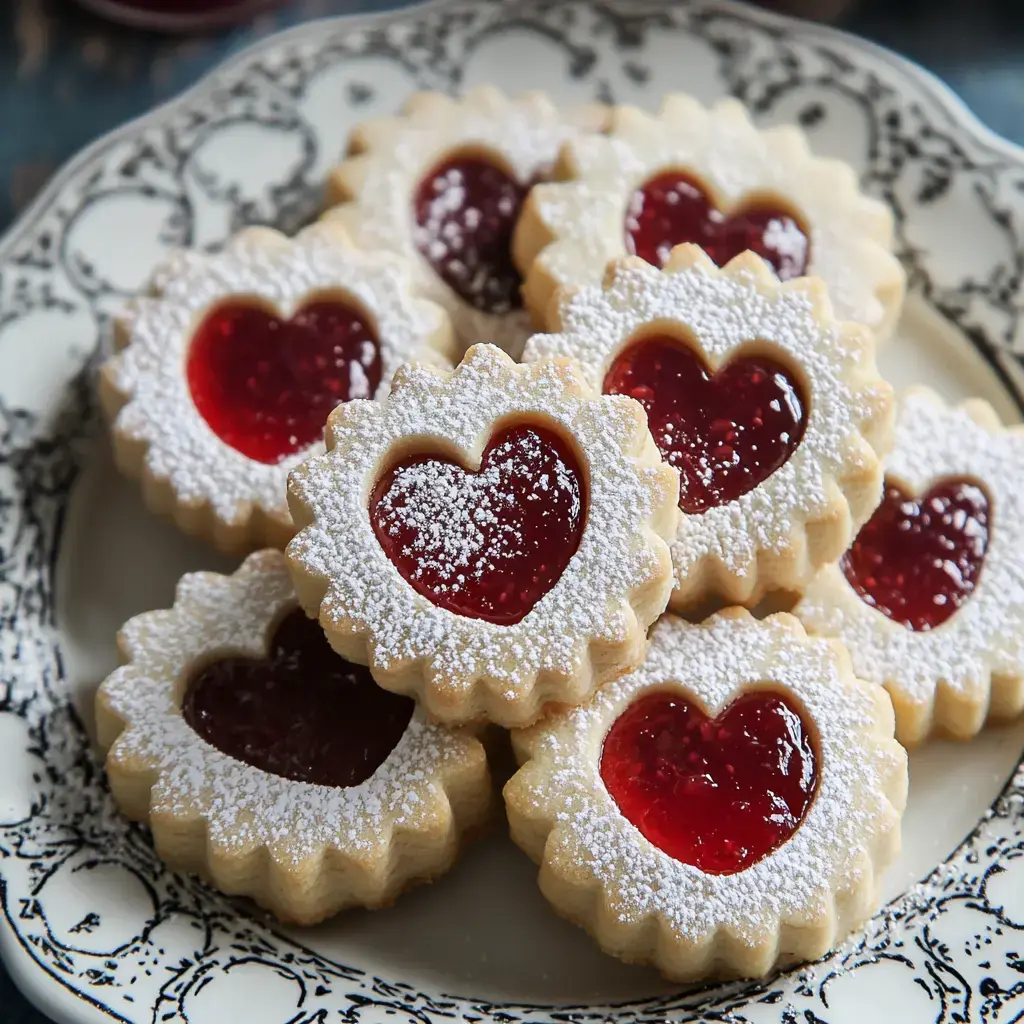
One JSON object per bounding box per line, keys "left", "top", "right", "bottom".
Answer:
{"left": 3, "top": 1, "right": 1024, "bottom": 1022}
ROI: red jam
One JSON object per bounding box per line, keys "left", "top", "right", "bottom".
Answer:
{"left": 600, "top": 691, "right": 818, "bottom": 874}
{"left": 603, "top": 335, "right": 807, "bottom": 513}
{"left": 186, "top": 299, "right": 381, "bottom": 465}
{"left": 413, "top": 154, "right": 529, "bottom": 315}
{"left": 369, "top": 424, "right": 585, "bottom": 625}
{"left": 624, "top": 171, "right": 810, "bottom": 279}
{"left": 182, "top": 608, "right": 413, "bottom": 787}
{"left": 841, "top": 478, "right": 990, "bottom": 631}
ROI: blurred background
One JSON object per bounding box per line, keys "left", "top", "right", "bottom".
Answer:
{"left": 2, "top": 0, "right": 1023, "bottom": 1019}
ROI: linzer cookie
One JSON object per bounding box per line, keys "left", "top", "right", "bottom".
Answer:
{"left": 95, "top": 550, "right": 491, "bottom": 926}
{"left": 796, "top": 387, "right": 1024, "bottom": 746}
{"left": 286, "top": 343, "right": 679, "bottom": 728}
{"left": 523, "top": 246, "right": 894, "bottom": 609}
{"left": 324, "top": 86, "right": 607, "bottom": 358}
{"left": 100, "top": 221, "right": 457, "bottom": 555}
{"left": 504, "top": 609, "right": 907, "bottom": 981}
{"left": 515, "top": 93, "right": 904, "bottom": 339}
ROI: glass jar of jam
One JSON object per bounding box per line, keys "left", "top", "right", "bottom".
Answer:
{"left": 72, "top": 0, "right": 285, "bottom": 31}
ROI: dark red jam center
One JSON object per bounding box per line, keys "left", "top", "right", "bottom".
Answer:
{"left": 600, "top": 690, "right": 818, "bottom": 874}
{"left": 182, "top": 609, "right": 413, "bottom": 787}
{"left": 603, "top": 335, "right": 807, "bottom": 513}
{"left": 369, "top": 424, "right": 586, "bottom": 625}
{"left": 625, "top": 171, "right": 810, "bottom": 279}
{"left": 413, "top": 154, "right": 529, "bottom": 315}
{"left": 186, "top": 299, "right": 382, "bottom": 465}
{"left": 841, "top": 477, "right": 990, "bottom": 632}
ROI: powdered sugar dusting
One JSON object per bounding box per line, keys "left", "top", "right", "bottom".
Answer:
{"left": 328, "top": 88, "right": 601, "bottom": 356}
{"left": 797, "top": 388, "right": 1024, "bottom": 709}
{"left": 523, "top": 254, "right": 885, "bottom": 599}
{"left": 510, "top": 612, "right": 905, "bottom": 945}
{"left": 99, "top": 550, "right": 480, "bottom": 864}
{"left": 763, "top": 214, "right": 810, "bottom": 267}
{"left": 374, "top": 429, "right": 580, "bottom": 597}
{"left": 524, "top": 94, "right": 904, "bottom": 334}
{"left": 104, "top": 222, "right": 453, "bottom": 527}
{"left": 411, "top": 155, "right": 529, "bottom": 321}
{"left": 287, "top": 344, "right": 677, "bottom": 722}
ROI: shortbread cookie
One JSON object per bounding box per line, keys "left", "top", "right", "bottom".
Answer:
{"left": 100, "top": 221, "right": 457, "bottom": 555}
{"left": 796, "top": 387, "right": 1024, "bottom": 746}
{"left": 95, "top": 550, "right": 491, "bottom": 926}
{"left": 504, "top": 609, "right": 907, "bottom": 981}
{"left": 324, "top": 86, "right": 607, "bottom": 358}
{"left": 523, "top": 246, "right": 893, "bottom": 609}
{"left": 515, "top": 93, "right": 904, "bottom": 339}
{"left": 286, "top": 343, "right": 679, "bottom": 728}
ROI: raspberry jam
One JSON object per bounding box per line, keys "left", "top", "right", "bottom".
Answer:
{"left": 182, "top": 609, "right": 413, "bottom": 787}
{"left": 600, "top": 690, "right": 818, "bottom": 874}
{"left": 603, "top": 335, "right": 807, "bottom": 513}
{"left": 370, "top": 424, "right": 585, "bottom": 625}
{"left": 625, "top": 171, "right": 810, "bottom": 279}
{"left": 186, "top": 299, "right": 381, "bottom": 465}
{"left": 413, "top": 154, "right": 529, "bottom": 315}
{"left": 841, "top": 478, "right": 990, "bottom": 631}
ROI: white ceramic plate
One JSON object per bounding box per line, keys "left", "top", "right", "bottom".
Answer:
{"left": 4, "top": 1, "right": 1024, "bottom": 1021}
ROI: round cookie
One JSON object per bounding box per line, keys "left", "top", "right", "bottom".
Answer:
{"left": 96, "top": 550, "right": 492, "bottom": 925}
{"left": 286, "top": 343, "right": 679, "bottom": 727}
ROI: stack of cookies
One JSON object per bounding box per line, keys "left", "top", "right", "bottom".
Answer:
{"left": 94, "top": 86, "right": 1024, "bottom": 982}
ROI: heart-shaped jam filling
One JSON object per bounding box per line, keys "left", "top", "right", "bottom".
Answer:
{"left": 413, "top": 154, "right": 529, "bottom": 315}
{"left": 841, "top": 477, "right": 990, "bottom": 631}
{"left": 187, "top": 299, "right": 382, "bottom": 465}
{"left": 601, "top": 690, "right": 818, "bottom": 874}
{"left": 182, "top": 608, "right": 413, "bottom": 786}
{"left": 369, "top": 424, "right": 586, "bottom": 625}
{"left": 603, "top": 335, "right": 807, "bottom": 513}
{"left": 625, "top": 171, "right": 810, "bottom": 279}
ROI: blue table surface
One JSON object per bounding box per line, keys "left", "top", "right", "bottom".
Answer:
{"left": 3, "top": 0, "right": 1024, "bottom": 1019}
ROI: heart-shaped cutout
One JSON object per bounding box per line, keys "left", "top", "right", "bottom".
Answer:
{"left": 600, "top": 690, "right": 818, "bottom": 874}
{"left": 187, "top": 298, "right": 382, "bottom": 465}
{"left": 603, "top": 334, "right": 807, "bottom": 513}
{"left": 625, "top": 171, "right": 810, "bottom": 279}
{"left": 414, "top": 154, "right": 530, "bottom": 315}
{"left": 182, "top": 608, "right": 413, "bottom": 786}
{"left": 369, "top": 424, "right": 586, "bottom": 625}
{"left": 842, "top": 477, "right": 990, "bottom": 631}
